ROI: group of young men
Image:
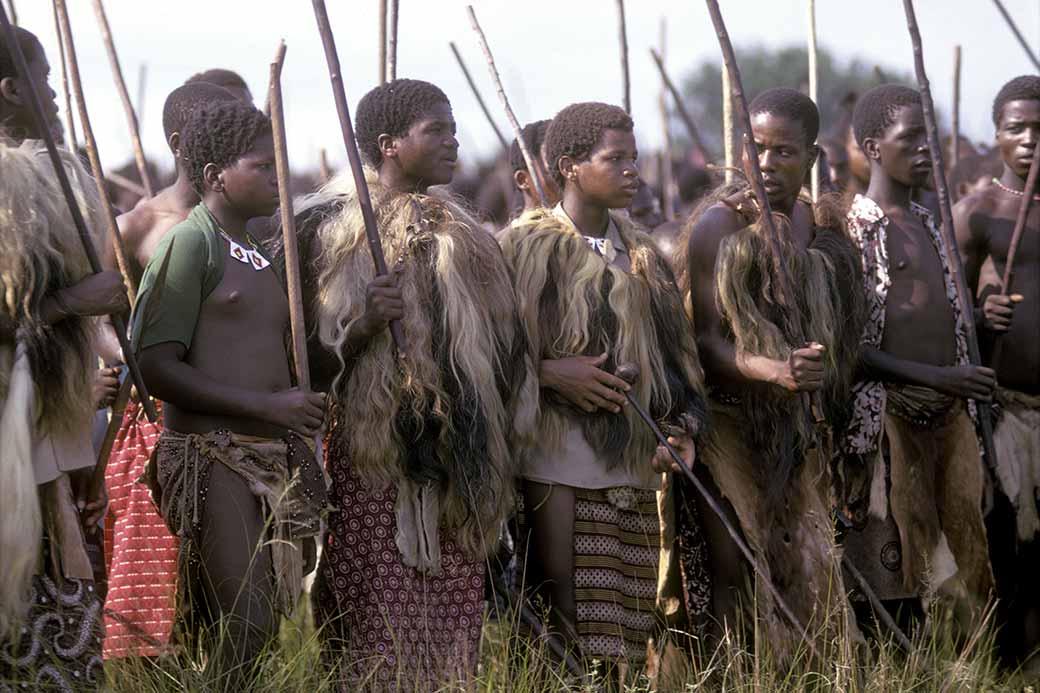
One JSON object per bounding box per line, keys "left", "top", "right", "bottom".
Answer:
{"left": 0, "top": 16, "right": 1038, "bottom": 693}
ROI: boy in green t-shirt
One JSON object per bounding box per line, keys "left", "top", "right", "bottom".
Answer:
{"left": 133, "top": 101, "right": 326, "bottom": 687}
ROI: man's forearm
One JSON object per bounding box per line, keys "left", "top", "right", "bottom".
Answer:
{"left": 860, "top": 347, "right": 937, "bottom": 388}
{"left": 141, "top": 357, "right": 269, "bottom": 422}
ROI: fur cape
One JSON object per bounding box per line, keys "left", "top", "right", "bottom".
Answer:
{"left": 0, "top": 139, "right": 104, "bottom": 636}
{"left": 499, "top": 208, "right": 707, "bottom": 477}
{"left": 290, "top": 170, "right": 537, "bottom": 556}
{"left": 679, "top": 187, "right": 865, "bottom": 502}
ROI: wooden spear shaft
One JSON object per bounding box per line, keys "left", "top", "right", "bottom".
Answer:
{"left": 311, "top": 0, "right": 406, "bottom": 352}
{"left": 387, "top": 0, "right": 399, "bottom": 81}
{"left": 269, "top": 41, "right": 311, "bottom": 391}
{"left": 136, "top": 63, "right": 147, "bottom": 131}
{"left": 990, "top": 148, "right": 1040, "bottom": 371}
{"left": 952, "top": 45, "right": 961, "bottom": 164}
{"left": 465, "top": 6, "right": 549, "bottom": 205}
{"left": 4, "top": 0, "right": 14, "bottom": 26}
{"left": 722, "top": 66, "right": 734, "bottom": 184}
{"left": 901, "top": 0, "right": 999, "bottom": 469}
{"left": 378, "top": 0, "right": 388, "bottom": 84}
{"left": 991, "top": 0, "right": 1040, "bottom": 72}
{"left": 616, "top": 0, "right": 631, "bottom": 114}
{"left": 91, "top": 0, "right": 154, "bottom": 198}
{"left": 807, "top": 0, "right": 819, "bottom": 202}
{"left": 448, "top": 41, "right": 508, "bottom": 150}
{"left": 51, "top": 0, "right": 77, "bottom": 151}
{"left": 0, "top": 4, "right": 155, "bottom": 424}
{"left": 263, "top": 40, "right": 287, "bottom": 116}
{"left": 649, "top": 48, "right": 713, "bottom": 164}
{"left": 54, "top": 0, "right": 137, "bottom": 299}
{"left": 657, "top": 21, "right": 675, "bottom": 222}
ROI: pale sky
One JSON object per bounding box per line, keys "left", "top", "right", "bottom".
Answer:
{"left": 11, "top": 0, "right": 1040, "bottom": 178}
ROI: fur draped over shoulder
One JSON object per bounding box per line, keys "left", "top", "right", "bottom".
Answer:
{"left": 0, "top": 139, "right": 104, "bottom": 636}
{"left": 499, "top": 207, "right": 707, "bottom": 477}
{"left": 291, "top": 170, "right": 537, "bottom": 556}
{"left": 711, "top": 191, "right": 866, "bottom": 496}
{"left": 0, "top": 139, "right": 102, "bottom": 436}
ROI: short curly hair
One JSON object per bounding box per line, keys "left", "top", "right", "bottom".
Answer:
{"left": 161, "top": 82, "right": 237, "bottom": 146}
{"left": 0, "top": 25, "right": 39, "bottom": 81}
{"left": 852, "top": 84, "right": 921, "bottom": 148}
{"left": 544, "top": 102, "right": 633, "bottom": 188}
{"left": 509, "top": 119, "right": 551, "bottom": 174}
{"left": 185, "top": 68, "right": 249, "bottom": 92}
{"left": 354, "top": 79, "right": 450, "bottom": 166}
{"left": 992, "top": 75, "right": 1040, "bottom": 126}
{"left": 181, "top": 101, "right": 270, "bottom": 191}
{"left": 749, "top": 87, "right": 820, "bottom": 146}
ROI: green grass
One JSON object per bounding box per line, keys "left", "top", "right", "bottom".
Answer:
{"left": 100, "top": 597, "right": 1038, "bottom": 692}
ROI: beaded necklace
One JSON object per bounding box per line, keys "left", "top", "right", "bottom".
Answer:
{"left": 991, "top": 177, "right": 1040, "bottom": 201}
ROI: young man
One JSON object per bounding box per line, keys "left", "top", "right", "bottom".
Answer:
{"left": 290, "top": 79, "right": 536, "bottom": 689}
{"left": 131, "top": 101, "right": 327, "bottom": 686}
{"left": 677, "top": 88, "right": 864, "bottom": 655}
{"left": 100, "top": 80, "right": 238, "bottom": 661}
{"left": 843, "top": 84, "right": 995, "bottom": 627}
{"left": 507, "top": 118, "right": 560, "bottom": 217}
{"left": 500, "top": 101, "right": 709, "bottom": 676}
{"left": 0, "top": 25, "right": 129, "bottom": 690}
{"left": 954, "top": 74, "right": 1040, "bottom": 663}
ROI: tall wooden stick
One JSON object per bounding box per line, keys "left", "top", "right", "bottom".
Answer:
{"left": 722, "top": 67, "right": 735, "bottom": 184}
{"left": 952, "top": 45, "right": 962, "bottom": 164}
{"left": 4, "top": 0, "right": 14, "bottom": 26}
{"left": 91, "top": 0, "right": 154, "bottom": 198}
{"left": 465, "top": 6, "right": 548, "bottom": 205}
{"left": 0, "top": 3, "right": 155, "bottom": 424}
{"left": 387, "top": 0, "right": 399, "bottom": 81}
{"left": 51, "top": 0, "right": 77, "bottom": 151}
{"left": 262, "top": 40, "right": 287, "bottom": 116}
{"left": 657, "top": 21, "right": 676, "bottom": 222}
{"left": 901, "top": 0, "right": 999, "bottom": 471}
{"left": 318, "top": 147, "right": 331, "bottom": 183}
{"left": 269, "top": 41, "right": 310, "bottom": 391}
{"left": 135, "top": 63, "right": 147, "bottom": 131}
{"left": 448, "top": 42, "right": 508, "bottom": 150}
{"left": 991, "top": 0, "right": 1040, "bottom": 71}
{"left": 990, "top": 148, "right": 1040, "bottom": 371}
{"left": 311, "top": 0, "right": 405, "bottom": 352}
{"left": 807, "top": 0, "right": 819, "bottom": 202}
{"left": 54, "top": 0, "right": 137, "bottom": 298}
{"left": 616, "top": 0, "right": 631, "bottom": 114}
{"left": 378, "top": 0, "right": 388, "bottom": 84}
{"left": 649, "top": 48, "right": 713, "bottom": 164}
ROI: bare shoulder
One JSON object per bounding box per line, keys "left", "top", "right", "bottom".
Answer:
{"left": 953, "top": 186, "right": 999, "bottom": 219}
{"left": 687, "top": 201, "right": 745, "bottom": 258}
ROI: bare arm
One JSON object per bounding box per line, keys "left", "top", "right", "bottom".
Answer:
{"left": 139, "top": 341, "right": 324, "bottom": 436}
{"left": 861, "top": 346, "right": 995, "bottom": 401}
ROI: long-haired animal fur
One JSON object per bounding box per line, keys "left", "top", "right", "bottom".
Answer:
{"left": 290, "top": 169, "right": 537, "bottom": 556}
{"left": 500, "top": 208, "right": 707, "bottom": 474}
{"left": 0, "top": 139, "right": 104, "bottom": 636}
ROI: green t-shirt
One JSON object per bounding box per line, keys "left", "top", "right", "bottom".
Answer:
{"left": 130, "top": 203, "right": 229, "bottom": 355}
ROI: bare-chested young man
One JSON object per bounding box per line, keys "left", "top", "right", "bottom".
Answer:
{"left": 100, "top": 80, "right": 237, "bottom": 661}
{"left": 131, "top": 100, "right": 326, "bottom": 688}
{"left": 675, "top": 88, "right": 864, "bottom": 655}
{"left": 954, "top": 75, "right": 1040, "bottom": 665}
{"left": 843, "top": 85, "right": 995, "bottom": 631}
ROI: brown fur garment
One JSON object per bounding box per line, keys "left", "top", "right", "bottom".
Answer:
{"left": 290, "top": 170, "right": 537, "bottom": 556}
{"left": 499, "top": 208, "right": 707, "bottom": 476}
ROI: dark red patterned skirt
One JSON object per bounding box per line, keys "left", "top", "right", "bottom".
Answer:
{"left": 313, "top": 437, "right": 485, "bottom": 690}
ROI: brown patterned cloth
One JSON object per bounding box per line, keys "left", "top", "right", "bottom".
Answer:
{"left": 145, "top": 428, "right": 326, "bottom": 620}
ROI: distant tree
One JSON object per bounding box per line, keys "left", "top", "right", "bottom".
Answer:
{"left": 677, "top": 44, "right": 912, "bottom": 158}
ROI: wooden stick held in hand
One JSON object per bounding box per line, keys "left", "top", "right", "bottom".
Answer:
{"left": 449, "top": 41, "right": 508, "bottom": 150}
{"left": 0, "top": 3, "right": 156, "bottom": 424}
{"left": 901, "top": 0, "right": 999, "bottom": 470}
{"left": 91, "top": 0, "right": 154, "bottom": 197}
{"left": 269, "top": 41, "right": 311, "bottom": 391}
{"left": 263, "top": 40, "right": 287, "bottom": 116}
{"left": 311, "top": 0, "right": 406, "bottom": 352}
{"left": 51, "top": 0, "right": 77, "bottom": 150}
{"left": 616, "top": 0, "right": 631, "bottom": 114}
{"left": 54, "top": 0, "right": 138, "bottom": 299}
{"left": 378, "top": 0, "right": 388, "bottom": 84}
{"left": 722, "top": 66, "right": 734, "bottom": 184}
{"left": 465, "top": 6, "right": 549, "bottom": 205}
{"left": 807, "top": 0, "right": 819, "bottom": 202}
{"left": 990, "top": 148, "right": 1040, "bottom": 371}
{"left": 952, "top": 45, "right": 961, "bottom": 164}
